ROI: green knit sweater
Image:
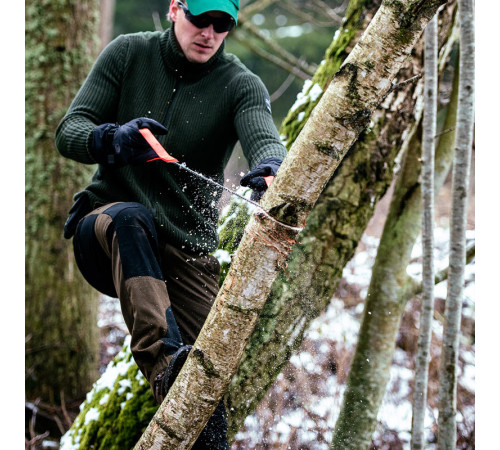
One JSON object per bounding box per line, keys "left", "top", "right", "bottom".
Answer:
{"left": 56, "top": 26, "right": 287, "bottom": 253}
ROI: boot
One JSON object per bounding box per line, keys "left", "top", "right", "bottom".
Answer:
{"left": 152, "top": 346, "right": 228, "bottom": 449}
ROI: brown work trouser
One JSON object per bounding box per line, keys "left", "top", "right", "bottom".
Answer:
{"left": 73, "top": 202, "right": 220, "bottom": 384}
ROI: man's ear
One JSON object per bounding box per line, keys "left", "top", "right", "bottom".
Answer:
{"left": 169, "top": 0, "right": 178, "bottom": 21}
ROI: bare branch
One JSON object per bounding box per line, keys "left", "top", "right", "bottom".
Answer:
{"left": 270, "top": 72, "right": 298, "bottom": 102}
{"left": 309, "top": 0, "right": 347, "bottom": 23}
{"left": 434, "top": 127, "right": 456, "bottom": 140}
{"left": 283, "top": 0, "right": 342, "bottom": 26}
{"left": 405, "top": 242, "right": 475, "bottom": 299}
{"left": 390, "top": 73, "right": 423, "bottom": 92}
{"left": 237, "top": 13, "right": 317, "bottom": 76}
{"left": 232, "top": 30, "right": 312, "bottom": 80}
{"left": 240, "top": 0, "right": 278, "bottom": 16}
{"left": 152, "top": 11, "right": 164, "bottom": 32}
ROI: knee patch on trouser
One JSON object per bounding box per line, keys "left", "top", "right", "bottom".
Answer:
{"left": 102, "top": 202, "right": 163, "bottom": 282}
{"left": 73, "top": 202, "right": 176, "bottom": 380}
{"left": 73, "top": 202, "right": 163, "bottom": 296}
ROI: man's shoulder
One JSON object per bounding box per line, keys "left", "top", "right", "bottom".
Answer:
{"left": 119, "top": 31, "right": 163, "bottom": 45}
{"left": 107, "top": 31, "right": 163, "bottom": 63}
{"left": 220, "top": 53, "right": 261, "bottom": 83}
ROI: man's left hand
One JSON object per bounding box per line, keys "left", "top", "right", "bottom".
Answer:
{"left": 240, "top": 157, "right": 282, "bottom": 201}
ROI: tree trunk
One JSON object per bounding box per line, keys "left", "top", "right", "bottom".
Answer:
{"left": 411, "top": 13, "right": 438, "bottom": 450}
{"left": 437, "top": 0, "right": 474, "bottom": 447}
{"left": 135, "top": 0, "right": 446, "bottom": 447}
{"left": 99, "top": 0, "right": 116, "bottom": 51}
{"left": 25, "top": 0, "right": 101, "bottom": 404}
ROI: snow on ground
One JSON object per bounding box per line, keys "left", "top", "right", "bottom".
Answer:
{"left": 232, "top": 228, "right": 475, "bottom": 449}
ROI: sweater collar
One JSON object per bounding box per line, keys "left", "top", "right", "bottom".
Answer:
{"left": 160, "top": 24, "right": 225, "bottom": 79}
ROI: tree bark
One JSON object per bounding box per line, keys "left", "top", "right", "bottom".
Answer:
{"left": 437, "top": 0, "right": 474, "bottom": 447}
{"left": 411, "top": 13, "right": 438, "bottom": 450}
{"left": 135, "top": 0, "right": 447, "bottom": 448}
{"left": 25, "top": 0, "right": 101, "bottom": 404}
{"left": 99, "top": 0, "right": 116, "bottom": 51}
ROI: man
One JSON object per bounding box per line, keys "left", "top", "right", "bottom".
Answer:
{"left": 56, "top": 0, "right": 286, "bottom": 447}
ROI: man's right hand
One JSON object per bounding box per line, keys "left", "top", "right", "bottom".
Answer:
{"left": 90, "top": 117, "right": 168, "bottom": 167}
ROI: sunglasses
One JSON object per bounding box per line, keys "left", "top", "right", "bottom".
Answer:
{"left": 177, "top": 1, "right": 235, "bottom": 33}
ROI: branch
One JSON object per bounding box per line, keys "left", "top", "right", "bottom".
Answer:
{"left": 309, "top": 0, "right": 348, "bottom": 23}
{"left": 405, "top": 242, "right": 475, "bottom": 299}
{"left": 237, "top": 13, "right": 317, "bottom": 77}
{"left": 434, "top": 126, "right": 456, "bottom": 139}
{"left": 389, "top": 73, "right": 423, "bottom": 92}
{"left": 152, "top": 11, "right": 164, "bottom": 32}
{"left": 283, "top": 0, "right": 342, "bottom": 26}
{"left": 232, "top": 30, "right": 312, "bottom": 80}
{"left": 240, "top": 0, "right": 278, "bottom": 16}
{"left": 270, "top": 72, "right": 298, "bottom": 102}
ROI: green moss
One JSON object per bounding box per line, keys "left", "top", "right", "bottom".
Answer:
{"left": 279, "top": 0, "right": 373, "bottom": 150}
{"left": 59, "top": 338, "right": 158, "bottom": 450}
{"left": 213, "top": 188, "right": 253, "bottom": 285}
{"left": 383, "top": 0, "right": 446, "bottom": 46}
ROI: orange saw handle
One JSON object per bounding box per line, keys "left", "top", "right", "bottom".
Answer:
{"left": 139, "top": 128, "right": 179, "bottom": 163}
{"left": 264, "top": 175, "right": 274, "bottom": 188}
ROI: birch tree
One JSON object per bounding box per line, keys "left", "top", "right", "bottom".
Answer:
{"left": 25, "top": 0, "right": 100, "bottom": 405}
{"left": 135, "top": 0, "right": 447, "bottom": 447}
{"left": 411, "top": 13, "right": 438, "bottom": 450}
{"left": 437, "top": 0, "right": 474, "bottom": 447}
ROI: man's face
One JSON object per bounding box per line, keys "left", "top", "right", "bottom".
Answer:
{"left": 170, "top": 1, "right": 229, "bottom": 64}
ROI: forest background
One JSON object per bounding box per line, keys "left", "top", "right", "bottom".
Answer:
{"left": 16, "top": 0, "right": 494, "bottom": 448}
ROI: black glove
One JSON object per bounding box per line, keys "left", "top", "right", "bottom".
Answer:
{"left": 240, "top": 157, "right": 282, "bottom": 201}
{"left": 90, "top": 117, "right": 168, "bottom": 167}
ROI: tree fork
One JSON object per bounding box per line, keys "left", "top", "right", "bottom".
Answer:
{"left": 135, "top": 0, "right": 447, "bottom": 447}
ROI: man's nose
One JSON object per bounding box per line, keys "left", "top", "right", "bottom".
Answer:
{"left": 200, "top": 24, "right": 215, "bottom": 38}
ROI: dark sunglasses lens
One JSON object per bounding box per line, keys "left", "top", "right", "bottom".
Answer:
{"left": 212, "top": 18, "right": 235, "bottom": 33}
{"left": 185, "top": 9, "right": 234, "bottom": 33}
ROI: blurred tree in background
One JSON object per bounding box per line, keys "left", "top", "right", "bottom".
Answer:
{"left": 25, "top": 0, "right": 101, "bottom": 439}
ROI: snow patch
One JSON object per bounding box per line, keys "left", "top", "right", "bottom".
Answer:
{"left": 83, "top": 407, "right": 100, "bottom": 426}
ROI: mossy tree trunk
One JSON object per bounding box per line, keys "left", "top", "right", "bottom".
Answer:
{"left": 135, "top": 0, "right": 447, "bottom": 447}
{"left": 25, "top": 0, "right": 101, "bottom": 404}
